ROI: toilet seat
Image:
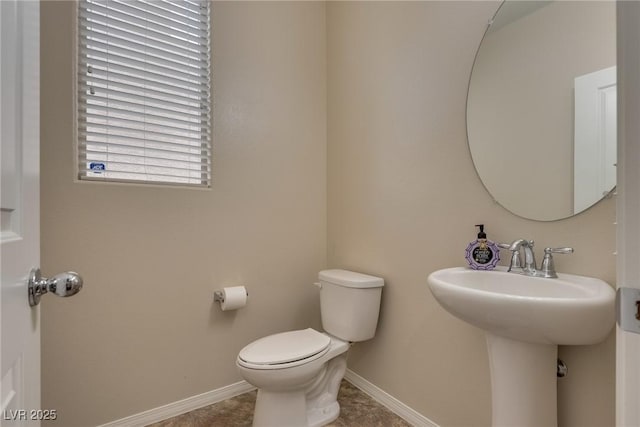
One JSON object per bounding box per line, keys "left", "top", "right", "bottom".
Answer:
{"left": 238, "top": 328, "right": 331, "bottom": 370}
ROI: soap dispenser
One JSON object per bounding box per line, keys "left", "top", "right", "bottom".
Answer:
{"left": 465, "top": 224, "right": 500, "bottom": 270}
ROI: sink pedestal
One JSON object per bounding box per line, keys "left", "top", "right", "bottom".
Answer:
{"left": 486, "top": 333, "right": 558, "bottom": 427}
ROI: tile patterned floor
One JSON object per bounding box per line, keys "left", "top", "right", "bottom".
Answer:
{"left": 147, "top": 380, "right": 412, "bottom": 427}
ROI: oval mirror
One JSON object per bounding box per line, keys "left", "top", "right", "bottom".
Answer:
{"left": 467, "top": 1, "right": 616, "bottom": 221}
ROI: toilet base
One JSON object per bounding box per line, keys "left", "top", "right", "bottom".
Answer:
{"left": 308, "top": 401, "right": 340, "bottom": 427}
{"left": 253, "top": 389, "right": 308, "bottom": 427}
{"left": 252, "top": 391, "right": 340, "bottom": 427}
{"left": 306, "top": 353, "right": 347, "bottom": 427}
{"left": 251, "top": 353, "right": 347, "bottom": 427}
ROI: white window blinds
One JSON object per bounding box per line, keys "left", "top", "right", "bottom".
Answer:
{"left": 77, "top": 0, "right": 211, "bottom": 187}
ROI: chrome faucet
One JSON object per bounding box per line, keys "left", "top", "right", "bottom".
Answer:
{"left": 500, "top": 239, "right": 574, "bottom": 278}
{"left": 508, "top": 239, "right": 538, "bottom": 276}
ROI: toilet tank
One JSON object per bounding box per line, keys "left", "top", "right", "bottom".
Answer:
{"left": 318, "top": 269, "right": 384, "bottom": 342}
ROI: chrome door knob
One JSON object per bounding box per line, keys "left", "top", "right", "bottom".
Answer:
{"left": 28, "top": 268, "right": 83, "bottom": 307}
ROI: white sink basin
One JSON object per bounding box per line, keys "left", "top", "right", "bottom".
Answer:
{"left": 427, "top": 266, "right": 615, "bottom": 345}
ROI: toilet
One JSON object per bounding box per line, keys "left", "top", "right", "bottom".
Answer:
{"left": 236, "top": 269, "right": 384, "bottom": 427}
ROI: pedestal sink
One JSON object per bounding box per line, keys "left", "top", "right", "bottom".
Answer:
{"left": 427, "top": 266, "right": 615, "bottom": 427}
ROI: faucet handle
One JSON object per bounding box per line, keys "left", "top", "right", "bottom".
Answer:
{"left": 540, "top": 247, "right": 574, "bottom": 278}
{"left": 544, "top": 247, "right": 574, "bottom": 255}
{"left": 498, "top": 243, "right": 524, "bottom": 272}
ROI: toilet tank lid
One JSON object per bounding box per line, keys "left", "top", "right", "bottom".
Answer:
{"left": 318, "top": 269, "right": 384, "bottom": 288}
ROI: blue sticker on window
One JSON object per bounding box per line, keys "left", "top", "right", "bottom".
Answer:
{"left": 89, "top": 162, "right": 105, "bottom": 173}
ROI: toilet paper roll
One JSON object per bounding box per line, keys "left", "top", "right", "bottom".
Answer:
{"left": 220, "top": 286, "right": 248, "bottom": 311}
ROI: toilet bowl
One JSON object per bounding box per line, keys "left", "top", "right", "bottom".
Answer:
{"left": 237, "top": 329, "right": 350, "bottom": 427}
{"left": 236, "top": 270, "right": 384, "bottom": 427}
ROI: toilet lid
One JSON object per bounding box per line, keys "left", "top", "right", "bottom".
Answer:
{"left": 238, "top": 328, "right": 331, "bottom": 366}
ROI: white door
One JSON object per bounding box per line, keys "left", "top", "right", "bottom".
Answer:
{"left": 1, "top": 1, "right": 41, "bottom": 425}
{"left": 574, "top": 66, "right": 617, "bottom": 215}
{"left": 617, "top": 2, "right": 640, "bottom": 426}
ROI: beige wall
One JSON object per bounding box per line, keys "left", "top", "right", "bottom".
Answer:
{"left": 41, "top": 1, "right": 616, "bottom": 427}
{"left": 40, "top": 2, "right": 327, "bottom": 426}
{"left": 327, "top": 2, "right": 615, "bottom": 427}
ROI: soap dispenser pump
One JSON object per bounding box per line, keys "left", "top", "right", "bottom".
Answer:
{"left": 465, "top": 224, "right": 500, "bottom": 270}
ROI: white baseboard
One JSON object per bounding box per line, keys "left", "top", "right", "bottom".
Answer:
{"left": 96, "top": 380, "right": 256, "bottom": 427}
{"left": 344, "top": 369, "right": 439, "bottom": 427}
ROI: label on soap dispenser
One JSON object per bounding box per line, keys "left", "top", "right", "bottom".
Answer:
{"left": 465, "top": 239, "right": 500, "bottom": 270}
{"left": 472, "top": 239, "right": 493, "bottom": 265}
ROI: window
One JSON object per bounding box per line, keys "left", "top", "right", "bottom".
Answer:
{"left": 76, "top": 0, "right": 211, "bottom": 187}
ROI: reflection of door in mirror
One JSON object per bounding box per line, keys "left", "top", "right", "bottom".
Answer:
{"left": 574, "top": 66, "right": 616, "bottom": 214}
